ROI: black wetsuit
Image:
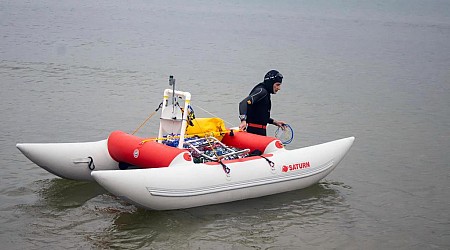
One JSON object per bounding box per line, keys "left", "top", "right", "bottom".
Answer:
{"left": 239, "top": 82, "right": 275, "bottom": 136}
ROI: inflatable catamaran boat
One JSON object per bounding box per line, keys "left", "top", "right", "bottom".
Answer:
{"left": 17, "top": 76, "right": 354, "bottom": 210}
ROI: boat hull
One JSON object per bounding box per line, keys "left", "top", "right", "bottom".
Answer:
{"left": 92, "top": 137, "right": 355, "bottom": 210}
{"left": 16, "top": 140, "right": 118, "bottom": 181}
{"left": 16, "top": 130, "right": 282, "bottom": 181}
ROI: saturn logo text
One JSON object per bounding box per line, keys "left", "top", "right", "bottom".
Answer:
{"left": 282, "top": 162, "right": 311, "bottom": 172}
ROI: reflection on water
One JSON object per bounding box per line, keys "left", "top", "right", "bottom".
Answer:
{"left": 37, "top": 178, "right": 107, "bottom": 209}
{"left": 87, "top": 181, "right": 351, "bottom": 249}
{"left": 16, "top": 179, "right": 133, "bottom": 249}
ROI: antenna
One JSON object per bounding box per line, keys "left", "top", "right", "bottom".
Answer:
{"left": 169, "top": 75, "right": 176, "bottom": 114}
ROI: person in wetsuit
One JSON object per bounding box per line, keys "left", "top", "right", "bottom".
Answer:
{"left": 238, "top": 70, "right": 286, "bottom": 136}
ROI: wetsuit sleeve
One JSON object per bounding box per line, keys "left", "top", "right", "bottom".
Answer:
{"left": 238, "top": 99, "right": 248, "bottom": 120}
{"left": 239, "top": 88, "right": 268, "bottom": 120}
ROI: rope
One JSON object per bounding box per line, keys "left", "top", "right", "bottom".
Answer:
{"left": 188, "top": 114, "right": 221, "bottom": 160}
{"left": 139, "top": 128, "right": 236, "bottom": 144}
{"left": 189, "top": 114, "right": 232, "bottom": 175}
{"left": 133, "top": 102, "right": 236, "bottom": 136}
{"left": 192, "top": 104, "right": 235, "bottom": 127}
{"left": 274, "top": 124, "right": 294, "bottom": 144}
{"left": 132, "top": 102, "right": 163, "bottom": 135}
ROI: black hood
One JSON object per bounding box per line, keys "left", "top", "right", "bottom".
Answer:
{"left": 263, "top": 70, "right": 283, "bottom": 94}
{"left": 263, "top": 81, "right": 275, "bottom": 94}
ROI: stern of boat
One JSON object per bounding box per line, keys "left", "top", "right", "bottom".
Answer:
{"left": 16, "top": 139, "right": 118, "bottom": 181}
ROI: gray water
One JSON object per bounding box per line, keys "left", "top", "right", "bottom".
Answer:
{"left": 1, "top": 0, "right": 450, "bottom": 249}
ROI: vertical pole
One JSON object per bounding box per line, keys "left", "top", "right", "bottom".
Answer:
{"left": 177, "top": 92, "right": 191, "bottom": 149}
{"left": 169, "top": 75, "right": 176, "bottom": 116}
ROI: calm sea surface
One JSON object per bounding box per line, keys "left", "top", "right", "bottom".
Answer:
{"left": 1, "top": 0, "right": 449, "bottom": 249}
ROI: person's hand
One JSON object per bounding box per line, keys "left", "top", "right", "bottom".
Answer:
{"left": 273, "top": 120, "right": 286, "bottom": 130}
{"left": 239, "top": 120, "right": 247, "bottom": 131}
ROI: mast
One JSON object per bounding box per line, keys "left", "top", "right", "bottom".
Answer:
{"left": 157, "top": 76, "right": 191, "bottom": 149}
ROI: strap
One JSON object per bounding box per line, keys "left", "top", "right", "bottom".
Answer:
{"left": 218, "top": 160, "right": 231, "bottom": 176}
{"left": 87, "top": 156, "right": 96, "bottom": 170}
{"left": 259, "top": 155, "right": 275, "bottom": 171}
{"left": 247, "top": 123, "right": 267, "bottom": 129}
